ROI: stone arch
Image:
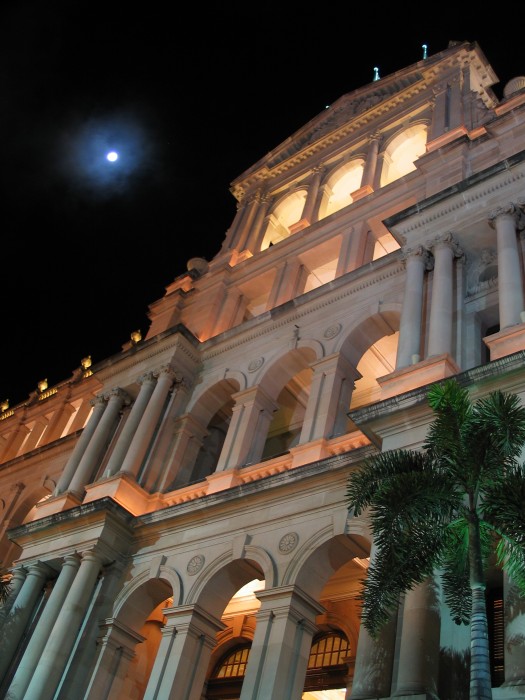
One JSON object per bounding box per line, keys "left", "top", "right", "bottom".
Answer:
{"left": 336, "top": 305, "right": 401, "bottom": 409}
{"left": 256, "top": 344, "right": 320, "bottom": 402}
{"left": 175, "top": 377, "right": 242, "bottom": 485}
{"left": 186, "top": 556, "right": 265, "bottom": 619}
{"left": 113, "top": 569, "right": 177, "bottom": 629}
{"left": 283, "top": 526, "right": 370, "bottom": 595}
{"left": 344, "top": 509, "right": 373, "bottom": 543}
{"left": 279, "top": 530, "right": 371, "bottom": 689}
{"left": 255, "top": 345, "right": 320, "bottom": 460}
{"left": 94, "top": 570, "right": 177, "bottom": 699}
{"left": 296, "top": 336, "right": 326, "bottom": 359}
{"left": 186, "top": 376, "right": 242, "bottom": 422}
{"left": 0, "top": 480, "right": 55, "bottom": 570}
{"left": 260, "top": 188, "right": 308, "bottom": 250}
{"left": 380, "top": 122, "right": 428, "bottom": 187}
{"left": 318, "top": 157, "right": 366, "bottom": 220}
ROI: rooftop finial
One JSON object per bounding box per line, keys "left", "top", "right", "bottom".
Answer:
{"left": 373, "top": 66, "right": 380, "bottom": 81}
{"left": 422, "top": 44, "right": 428, "bottom": 60}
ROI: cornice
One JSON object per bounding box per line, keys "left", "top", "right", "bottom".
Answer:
{"left": 93, "top": 324, "right": 201, "bottom": 384}
{"left": 385, "top": 153, "right": 525, "bottom": 240}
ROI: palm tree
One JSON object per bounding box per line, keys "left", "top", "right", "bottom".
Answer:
{"left": 346, "top": 378, "right": 525, "bottom": 700}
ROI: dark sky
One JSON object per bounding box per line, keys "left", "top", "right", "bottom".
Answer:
{"left": 1, "top": 1, "right": 522, "bottom": 407}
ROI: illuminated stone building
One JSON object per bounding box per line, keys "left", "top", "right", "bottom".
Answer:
{"left": 1, "top": 39, "right": 525, "bottom": 699}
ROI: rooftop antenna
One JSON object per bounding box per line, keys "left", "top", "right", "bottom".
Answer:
{"left": 422, "top": 44, "right": 428, "bottom": 59}
{"left": 373, "top": 66, "right": 380, "bottom": 81}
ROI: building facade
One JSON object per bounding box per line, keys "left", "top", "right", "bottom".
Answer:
{"left": 1, "top": 39, "right": 525, "bottom": 699}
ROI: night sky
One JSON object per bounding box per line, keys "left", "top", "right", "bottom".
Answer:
{"left": 1, "top": 1, "right": 523, "bottom": 407}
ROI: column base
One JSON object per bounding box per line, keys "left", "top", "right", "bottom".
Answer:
{"left": 483, "top": 321, "right": 525, "bottom": 360}
{"left": 83, "top": 472, "right": 158, "bottom": 515}
{"left": 206, "top": 468, "right": 243, "bottom": 494}
{"left": 289, "top": 218, "right": 310, "bottom": 233}
{"left": 350, "top": 184, "right": 374, "bottom": 202}
{"left": 377, "top": 353, "right": 460, "bottom": 400}
{"left": 33, "top": 491, "right": 82, "bottom": 520}
{"left": 289, "top": 439, "right": 330, "bottom": 467}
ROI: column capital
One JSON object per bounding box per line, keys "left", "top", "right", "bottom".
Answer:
{"left": 138, "top": 371, "right": 157, "bottom": 386}
{"left": 488, "top": 202, "right": 524, "bottom": 230}
{"left": 154, "top": 365, "right": 182, "bottom": 384}
{"left": 400, "top": 245, "right": 434, "bottom": 270}
{"left": 427, "top": 231, "right": 463, "bottom": 258}
{"left": 104, "top": 387, "right": 131, "bottom": 405}
{"left": 89, "top": 394, "right": 108, "bottom": 409}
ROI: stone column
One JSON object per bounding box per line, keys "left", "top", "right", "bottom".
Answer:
{"left": 42, "top": 398, "right": 76, "bottom": 444}
{"left": 22, "top": 416, "right": 49, "bottom": 452}
{"left": 216, "top": 386, "right": 277, "bottom": 470}
{"left": 156, "top": 413, "right": 209, "bottom": 491}
{"left": 8, "top": 554, "right": 81, "bottom": 700}
{"left": 84, "top": 618, "right": 145, "bottom": 700}
{"left": 240, "top": 585, "right": 323, "bottom": 700}
{"left": 300, "top": 166, "right": 325, "bottom": 226}
{"left": 336, "top": 222, "right": 371, "bottom": 276}
{"left": 349, "top": 615, "right": 397, "bottom": 699}
{"left": 0, "top": 561, "right": 51, "bottom": 684}
{"left": 54, "top": 395, "right": 107, "bottom": 495}
{"left": 0, "top": 418, "right": 30, "bottom": 462}
{"left": 502, "top": 571, "right": 525, "bottom": 688}
{"left": 3, "top": 566, "right": 27, "bottom": 614}
{"left": 396, "top": 246, "right": 433, "bottom": 369}
{"left": 427, "top": 232, "right": 463, "bottom": 357}
{"left": 488, "top": 203, "right": 525, "bottom": 329}
{"left": 104, "top": 373, "right": 157, "bottom": 477}
{"left": 266, "top": 258, "right": 308, "bottom": 309}
{"left": 360, "top": 133, "right": 381, "bottom": 192}
{"left": 224, "top": 200, "right": 248, "bottom": 250}
{"left": 392, "top": 577, "right": 440, "bottom": 698}
{"left": 143, "top": 604, "right": 224, "bottom": 700}
{"left": 236, "top": 191, "right": 263, "bottom": 252}
{"left": 119, "top": 366, "right": 178, "bottom": 480}
{"left": 68, "top": 388, "right": 130, "bottom": 496}
{"left": 299, "top": 352, "right": 358, "bottom": 442}
{"left": 245, "top": 193, "right": 271, "bottom": 252}
{"left": 24, "top": 550, "right": 103, "bottom": 700}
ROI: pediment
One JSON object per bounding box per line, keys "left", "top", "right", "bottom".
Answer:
{"left": 266, "top": 72, "right": 422, "bottom": 169}
{"left": 231, "top": 41, "right": 498, "bottom": 200}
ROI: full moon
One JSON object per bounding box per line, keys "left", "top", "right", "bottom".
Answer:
{"left": 106, "top": 151, "right": 118, "bottom": 162}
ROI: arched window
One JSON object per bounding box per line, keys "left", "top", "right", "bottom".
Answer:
{"left": 212, "top": 645, "right": 251, "bottom": 679}
{"left": 207, "top": 632, "right": 351, "bottom": 699}
{"left": 260, "top": 190, "right": 307, "bottom": 250}
{"left": 380, "top": 124, "right": 427, "bottom": 187}
{"left": 303, "top": 632, "right": 351, "bottom": 695}
{"left": 319, "top": 160, "right": 364, "bottom": 220}
{"left": 207, "top": 644, "right": 251, "bottom": 698}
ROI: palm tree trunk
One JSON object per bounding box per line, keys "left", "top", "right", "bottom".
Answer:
{"left": 468, "top": 514, "right": 492, "bottom": 700}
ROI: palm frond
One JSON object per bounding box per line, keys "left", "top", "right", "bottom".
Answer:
{"left": 496, "top": 536, "right": 525, "bottom": 595}
{"left": 424, "top": 380, "right": 475, "bottom": 482}
{"left": 346, "top": 449, "right": 434, "bottom": 517}
{"left": 472, "top": 391, "right": 525, "bottom": 464}
{"left": 440, "top": 518, "right": 471, "bottom": 624}
{"left": 359, "top": 536, "right": 438, "bottom": 636}
{"left": 482, "top": 465, "right": 525, "bottom": 594}
{"left": 482, "top": 464, "right": 525, "bottom": 535}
